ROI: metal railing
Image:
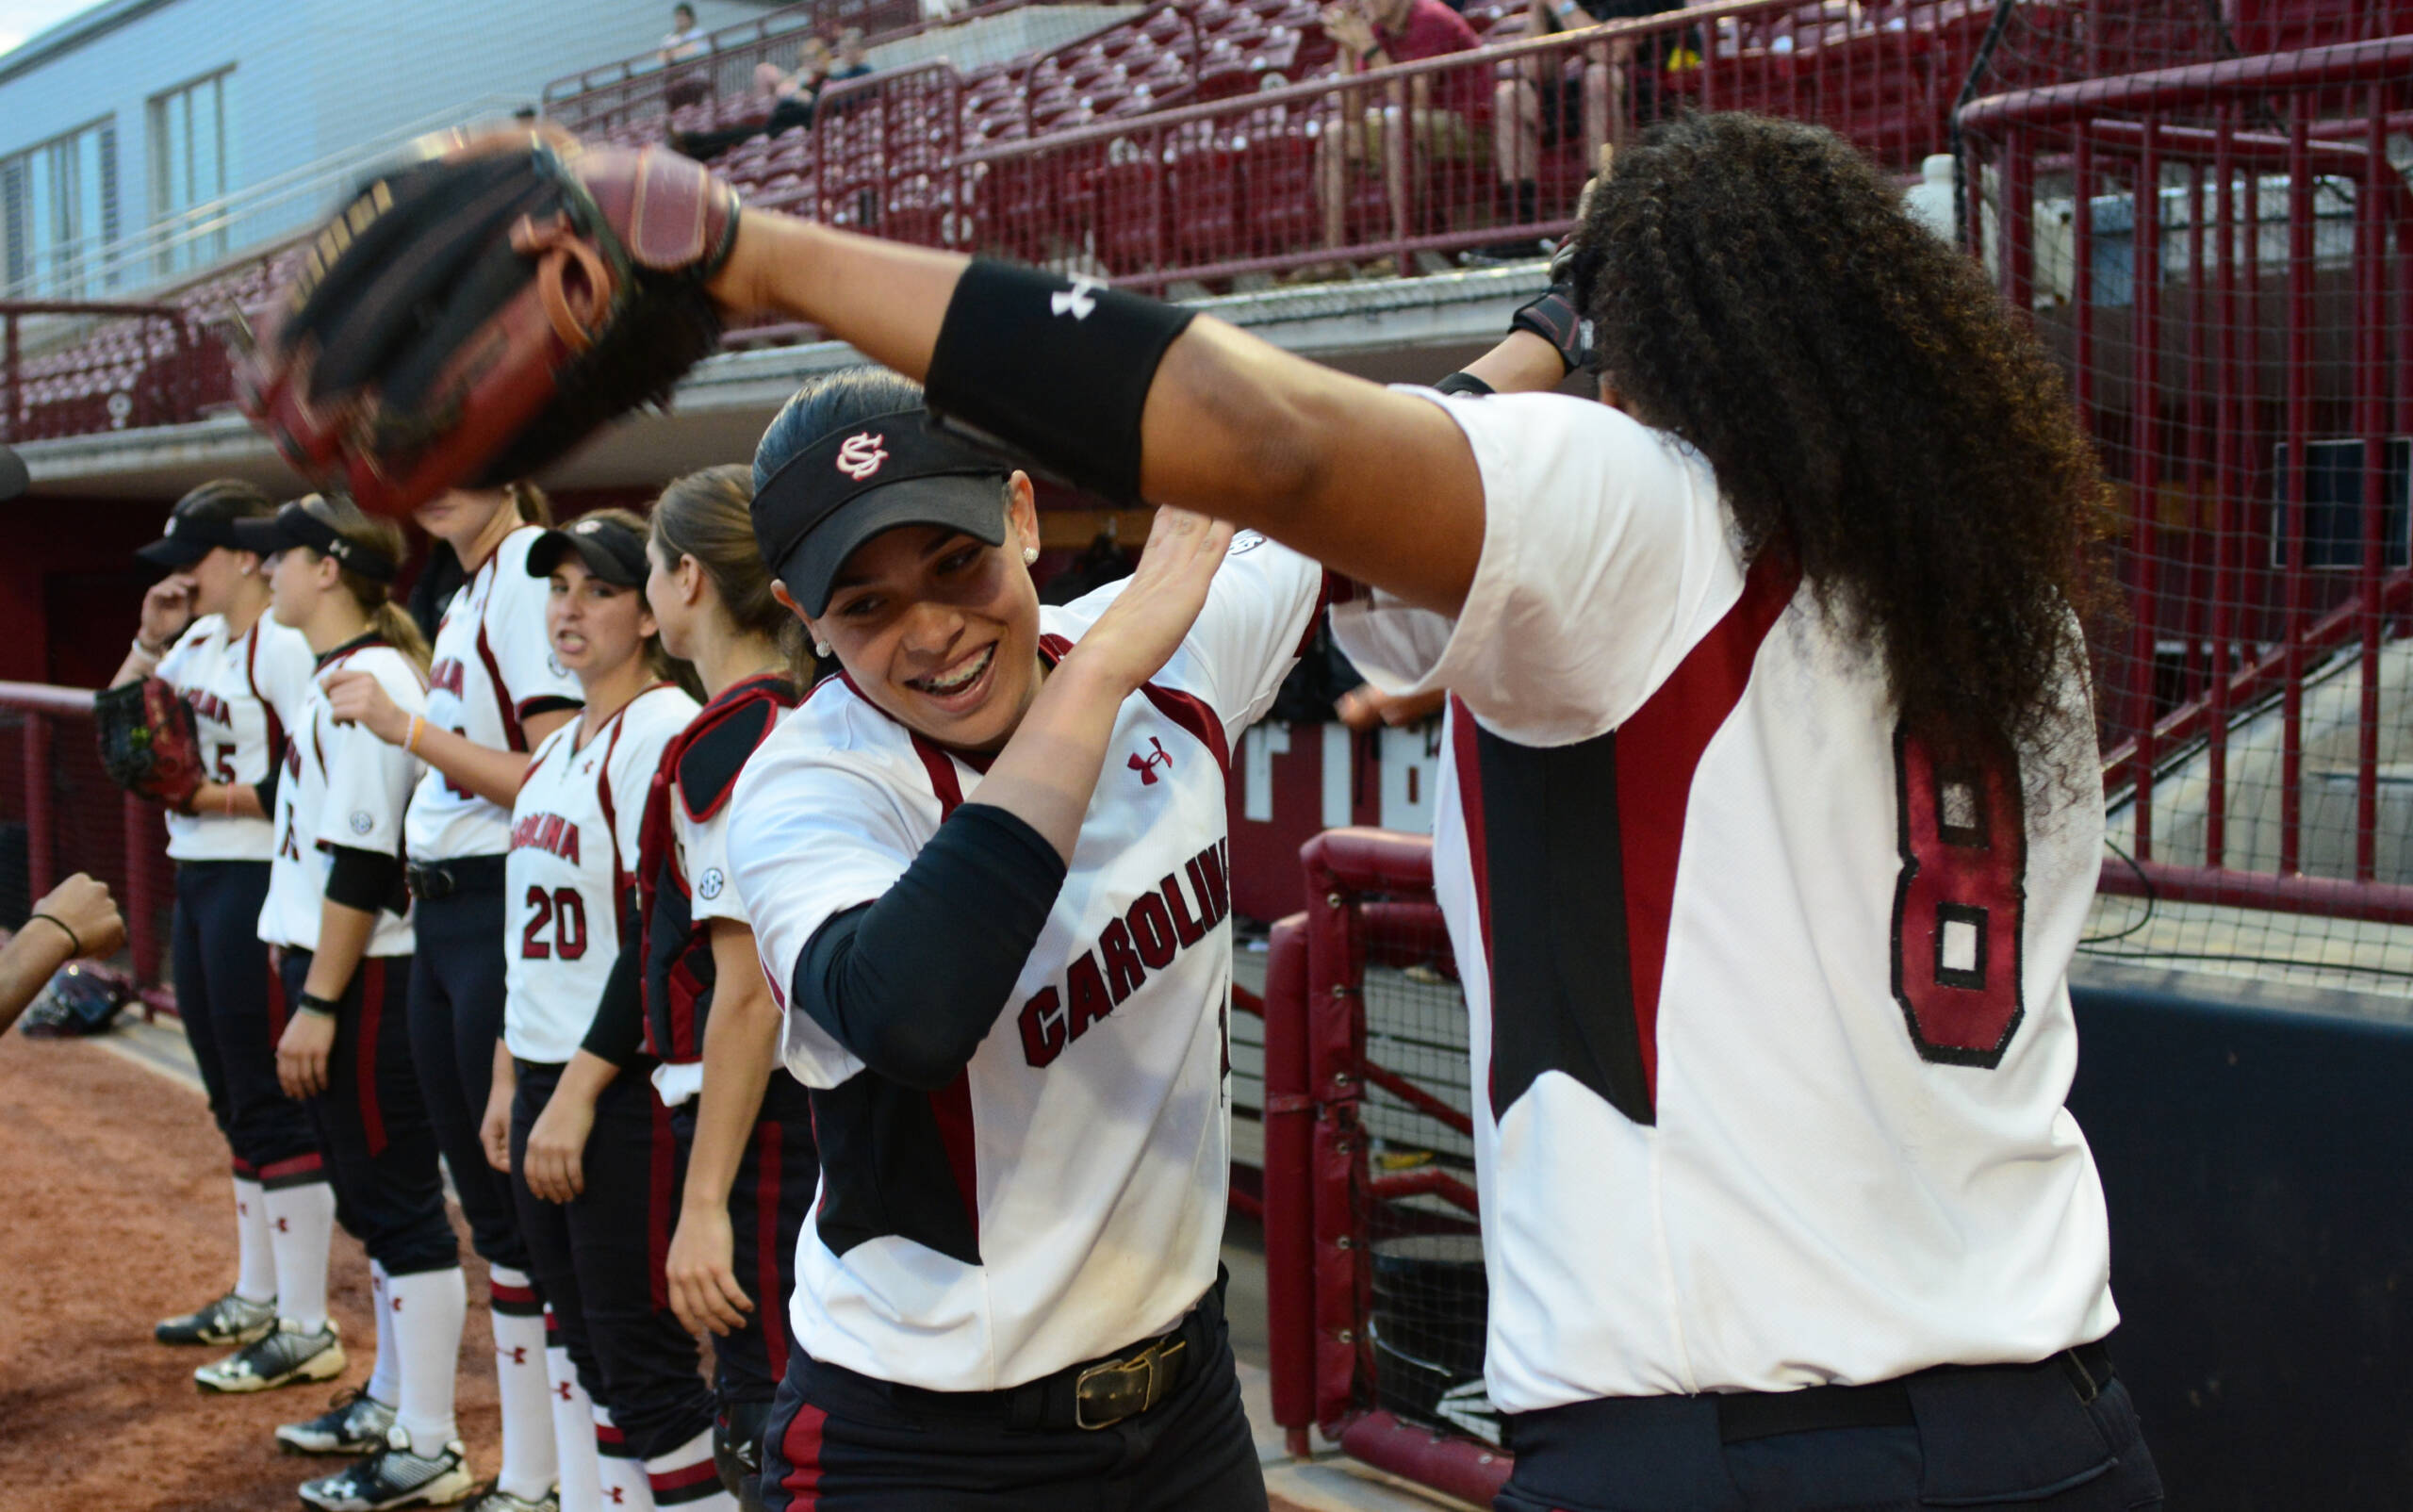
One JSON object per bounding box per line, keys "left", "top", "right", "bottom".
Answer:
{"left": 0, "top": 684, "right": 171, "bottom": 990}
{"left": 541, "top": 0, "right": 930, "bottom": 133}
{"left": 0, "top": 301, "right": 221, "bottom": 446}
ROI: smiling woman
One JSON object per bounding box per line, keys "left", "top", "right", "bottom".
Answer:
{"left": 722, "top": 366, "right": 1327, "bottom": 1510}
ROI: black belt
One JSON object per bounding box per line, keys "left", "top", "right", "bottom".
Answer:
{"left": 820, "top": 1272, "right": 1225, "bottom": 1433}
{"left": 405, "top": 854, "right": 509, "bottom": 900}
{"left": 1715, "top": 1339, "right": 2115, "bottom": 1445}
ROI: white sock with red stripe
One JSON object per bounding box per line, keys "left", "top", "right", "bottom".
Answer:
{"left": 263, "top": 1179, "right": 336, "bottom": 1332}
{"left": 388, "top": 1266, "right": 466, "bottom": 1451}
{"left": 546, "top": 1314, "right": 603, "bottom": 1512}
{"left": 490, "top": 1267, "right": 555, "bottom": 1500}
{"left": 595, "top": 1405, "right": 654, "bottom": 1509}
{"left": 232, "top": 1175, "right": 275, "bottom": 1304}
{"left": 645, "top": 1426, "right": 735, "bottom": 1510}
{"left": 365, "top": 1261, "right": 401, "bottom": 1405}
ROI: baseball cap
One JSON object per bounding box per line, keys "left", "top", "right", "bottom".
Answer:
{"left": 526, "top": 514, "right": 650, "bottom": 587}
{"left": 751, "top": 407, "right": 1011, "bottom": 617}
{"left": 229, "top": 498, "right": 400, "bottom": 581}
{"left": 136, "top": 480, "right": 273, "bottom": 569}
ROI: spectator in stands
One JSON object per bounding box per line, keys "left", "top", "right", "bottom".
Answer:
{"left": 678, "top": 36, "right": 830, "bottom": 159}
{"left": 829, "top": 25, "right": 875, "bottom": 81}
{"left": 0, "top": 875, "right": 125, "bottom": 1036}
{"left": 662, "top": 3, "right": 714, "bottom": 109}
{"left": 1311, "top": 0, "right": 1486, "bottom": 271}
{"left": 1485, "top": 0, "right": 1686, "bottom": 258}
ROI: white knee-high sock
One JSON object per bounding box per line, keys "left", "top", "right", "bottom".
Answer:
{"left": 645, "top": 1425, "right": 737, "bottom": 1512}
{"left": 548, "top": 1312, "right": 604, "bottom": 1512}
{"left": 388, "top": 1266, "right": 467, "bottom": 1452}
{"left": 366, "top": 1261, "right": 401, "bottom": 1405}
{"left": 263, "top": 1180, "right": 336, "bottom": 1332}
{"left": 595, "top": 1405, "right": 654, "bottom": 1510}
{"left": 233, "top": 1175, "right": 276, "bottom": 1304}
{"left": 490, "top": 1267, "right": 556, "bottom": 1500}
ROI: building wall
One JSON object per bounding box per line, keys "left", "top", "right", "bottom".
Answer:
{"left": 0, "top": 0, "right": 768, "bottom": 299}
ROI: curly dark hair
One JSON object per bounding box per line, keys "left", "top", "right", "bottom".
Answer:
{"left": 1578, "top": 112, "right": 2111, "bottom": 788}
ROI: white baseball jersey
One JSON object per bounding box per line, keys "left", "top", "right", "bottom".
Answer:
{"left": 156, "top": 613, "right": 317, "bottom": 863}
{"left": 404, "top": 527, "right": 586, "bottom": 863}
{"left": 503, "top": 684, "right": 698, "bottom": 1064}
{"left": 1331, "top": 390, "right": 2116, "bottom": 1410}
{"left": 730, "top": 534, "right": 1321, "bottom": 1393}
{"left": 257, "top": 638, "right": 426, "bottom": 958}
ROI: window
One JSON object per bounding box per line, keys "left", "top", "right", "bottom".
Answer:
{"left": 0, "top": 117, "right": 118, "bottom": 299}
{"left": 148, "top": 68, "right": 232, "bottom": 277}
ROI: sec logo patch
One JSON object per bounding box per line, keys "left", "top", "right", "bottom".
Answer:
{"left": 349, "top": 811, "right": 374, "bottom": 835}
{"left": 698, "top": 868, "right": 725, "bottom": 901}
{"left": 548, "top": 652, "right": 568, "bottom": 679}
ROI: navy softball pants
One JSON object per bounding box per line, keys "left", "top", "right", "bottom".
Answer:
{"left": 671, "top": 1067, "right": 819, "bottom": 1414}
{"left": 408, "top": 882, "right": 531, "bottom": 1274}
{"left": 172, "top": 861, "right": 319, "bottom": 1181}
{"left": 277, "top": 950, "right": 457, "bottom": 1277}
{"left": 512, "top": 1057, "right": 716, "bottom": 1463}
{"left": 758, "top": 1283, "right": 1267, "bottom": 1511}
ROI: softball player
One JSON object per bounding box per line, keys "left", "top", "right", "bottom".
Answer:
{"left": 726, "top": 368, "right": 1321, "bottom": 1509}
{"left": 326, "top": 484, "right": 584, "bottom": 1512}
{"left": 117, "top": 483, "right": 326, "bottom": 1363}
{"left": 637, "top": 467, "right": 817, "bottom": 1503}
{"left": 482, "top": 509, "right": 709, "bottom": 1512}
{"left": 237, "top": 496, "right": 475, "bottom": 1512}
{"left": 692, "top": 107, "right": 2159, "bottom": 1510}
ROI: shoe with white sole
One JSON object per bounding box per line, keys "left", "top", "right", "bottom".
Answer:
{"left": 466, "top": 1487, "right": 558, "bottom": 1512}
{"left": 155, "top": 1290, "right": 276, "bottom": 1347}
{"left": 279, "top": 1388, "right": 398, "bottom": 1455}
{"left": 193, "top": 1317, "right": 344, "bottom": 1394}
{"left": 299, "top": 1429, "right": 476, "bottom": 1511}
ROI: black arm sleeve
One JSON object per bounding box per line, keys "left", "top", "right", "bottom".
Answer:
{"left": 1433, "top": 371, "right": 1495, "bottom": 397}
{"left": 792, "top": 803, "right": 1068, "bottom": 1091}
{"left": 324, "top": 846, "right": 403, "bottom": 912}
{"left": 252, "top": 756, "right": 282, "bottom": 818}
{"left": 580, "top": 913, "right": 648, "bottom": 1068}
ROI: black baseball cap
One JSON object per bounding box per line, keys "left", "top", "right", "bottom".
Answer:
{"left": 527, "top": 514, "right": 650, "bottom": 587}
{"left": 136, "top": 480, "right": 273, "bottom": 569}
{"left": 230, "top": 498, "right": 401, "bottom": 582}
{"left": 751, "top": 408, "right": 1011, "bottom": 617}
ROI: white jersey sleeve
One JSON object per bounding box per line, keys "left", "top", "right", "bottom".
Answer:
{"left": 612, "top": 688, "right": 698, "bottom": 874}
{"left": 254, "top": 617, "right": 320, "bottom": 730}
{"left": 1330, "top": 389, "right": 1733, "bottom": 747}
{"left": 1056, "top": 532, "right": 1322, "bottom": 746}
{"left": 152, "top": 617, "right": 208, "bottom": 689}
{"left": 677, "top": 802, "right": 747, "bottom": 926}
{"left": 488, "top": 534, "right": 587, "bottom": 725}
{"left": 728, "top": 742, "right": 942, "bottom": 1089}
{"left": 309, "top": 654, "right": 426, "bottom": 856}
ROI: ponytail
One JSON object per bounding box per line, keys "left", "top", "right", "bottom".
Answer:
{"left": 506, "top": 480, "right": 553, "bottom": 526}
{"left": 369, "top": 602, "right": 434, "bottom": 674}
{"left": 571, "top": 506, "right": 703, "bottom": 699}
{"left": 298, "top": 495, "right": 431, "bottom": 675}
{"left": 651, "top": 465, "right": 820, "bottom": 688}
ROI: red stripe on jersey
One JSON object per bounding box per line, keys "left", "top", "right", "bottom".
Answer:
{"left": 355, "top": 961, "right": 388, "bottom": 1157}
{"left": 468, "top": 549, "right": 531, "bottom": 751}
{"left": 1448, "top": 699, "right": 1498, "bottom": 1110}
{"left": 648, "top": 1460, "right": 725, "bottom": 1493}
{"left": 242, "top": 620, "right": 286, "bottom": 779}
{"left": 778, "top": 1403, "right": 828, "bottom": 1507}
{"left": 1140, "top": 682, "right": 1229, "bottom": 778}
{"left": 1611, "top": 554, "right": 1799, "bottom": 1104}
{"left": 490, "top": 1280, "right": 540, "bottom": 1307}
{"left": 756, "top": 1120, "right": 790, "bottom": 1379}
{"left": 910, "top": 735, "right": 966, "bottom": 814}
{"left": 258, "top": 1152, "right": 324, "bottom": 1185}
{"left": 267, "top": 959, "right": 291, "bottom": 1041}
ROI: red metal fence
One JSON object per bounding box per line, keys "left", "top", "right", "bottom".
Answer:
{"left": 0, "top": 685, "right": 172, "bottom": 992}
{"left": 542, "top": 0, "right": 925, "bottom": 135}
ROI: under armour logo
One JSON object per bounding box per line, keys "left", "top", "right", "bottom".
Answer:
{"left": 390, "top": 1296, "right": 403, "bottom": 1312}
{"left": 556, "top": 1382, "right": 575, "bottom": 1401}
{"left": 606, "top": 1491, "right": 627, "bottom": 1505}
{"left": 835, "top": 432, "right": 889, "bottom": 482}
{"left": 1128, "top": 736, "right": 1172, "bottom": 785}
{"left": 275, "top": 1218, "right": 289, "bottom": 1233}
{"left": 501, "top": 1345, "right": 529, "bottom": 1365}
{"left": 1051, "top": 275, "right": 1102, "bottom": 320}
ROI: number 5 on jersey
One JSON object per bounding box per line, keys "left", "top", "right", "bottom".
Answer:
{"left": 1889, "top": 725, "right": 2027, "bottom": 1068}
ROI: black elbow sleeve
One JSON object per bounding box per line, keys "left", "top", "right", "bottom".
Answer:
{"left": 582, "top": 929, "right": 648, "bottom": 1069}
{"left": 795, "top": 803, "right": 1067, "bottom": 1089}
{"left": 324, "top": 846, "right": 404, "bottom": 913}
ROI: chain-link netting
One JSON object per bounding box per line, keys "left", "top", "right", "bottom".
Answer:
{"left": 0, "top": 696, "right": 174, "bottom": 992}
{"left": 1960, "top": 17, "right": 2413, "bottom": 994}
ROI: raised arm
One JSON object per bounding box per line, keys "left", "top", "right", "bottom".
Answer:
{"left": 705, "top": 220, "right": 1488, "bottom": 616}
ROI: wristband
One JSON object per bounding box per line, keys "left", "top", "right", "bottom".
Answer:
{"left": 27, "top": 912, "right": 83, "bottom": 957}
{"left": 295, "top": 992, "right": 341, "bottom": 1020}
{"left": 129, "top": 635, "right": 164, "bottom": 663}
{"left": 1509, "top": 285, "right": 1593, "bottom": 375}
{"left": 925, "top": 260, "right": 1197, "bottom": 505}
{"left": 404, "top": 714, "right": 425, "bottom": 755}
{"left": 1433, "top": 371, "right": 1496, "bottom": 397}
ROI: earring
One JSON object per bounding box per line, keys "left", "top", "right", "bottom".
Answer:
{"left": 1022, "top": 547, "right": 1040, "bottom": 565}
{"left": 813, "top": 640, "right": 831, "bottom": 657}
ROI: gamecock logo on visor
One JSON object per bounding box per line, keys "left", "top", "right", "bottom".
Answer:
{"left": 835, "top": 433, "right": 889, "bottom": 481}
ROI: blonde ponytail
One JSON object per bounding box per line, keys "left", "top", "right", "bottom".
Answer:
{"left": 298, "top": 495, "right": 430, "bottom": 675}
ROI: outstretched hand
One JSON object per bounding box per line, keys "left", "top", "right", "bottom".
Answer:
{"left": 1060, "top": 507, "right": 1237, "bottom": 698}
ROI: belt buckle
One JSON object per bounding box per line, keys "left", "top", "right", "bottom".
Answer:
{"left": 1073, "top": 1339, "right": 1185, "bottom": 1430}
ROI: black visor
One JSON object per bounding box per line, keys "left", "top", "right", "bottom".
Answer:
{"left": 230, "top": 500, "right": 400, "bottom": 582}
{"left": 527, "top": 515, "right": 650, "bottom": 587}
{"left": 138, "top": 483, "right": 260, "bottom": 568}
{"left": 752, "top": 408, "right": 1010, "bottom": 617}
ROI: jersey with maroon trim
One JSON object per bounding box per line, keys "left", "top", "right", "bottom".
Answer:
{"left": 729, "top": 533, "right": 1321, "bottom": 1393}
{"left": 1330, "top": 389, "right": 2115, "bottom": 1409}
{"left": 257, "top": 639, "right": 425, "bottom": 957}
{"left": 504, "top": 684, "right": 698, "bottom": 1064}
{"left": 405, "top": 526, "right": 586, "bottom": 863}
{"left": 156, "top": 612, "right": 317, "bottom": 862}
{"left": 637, "top": 671, "right": 802, "bottom": 1109}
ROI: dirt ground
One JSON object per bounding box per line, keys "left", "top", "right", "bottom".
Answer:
{"left": 0, "top": 1031, "right": 501, "bottom": 1512}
